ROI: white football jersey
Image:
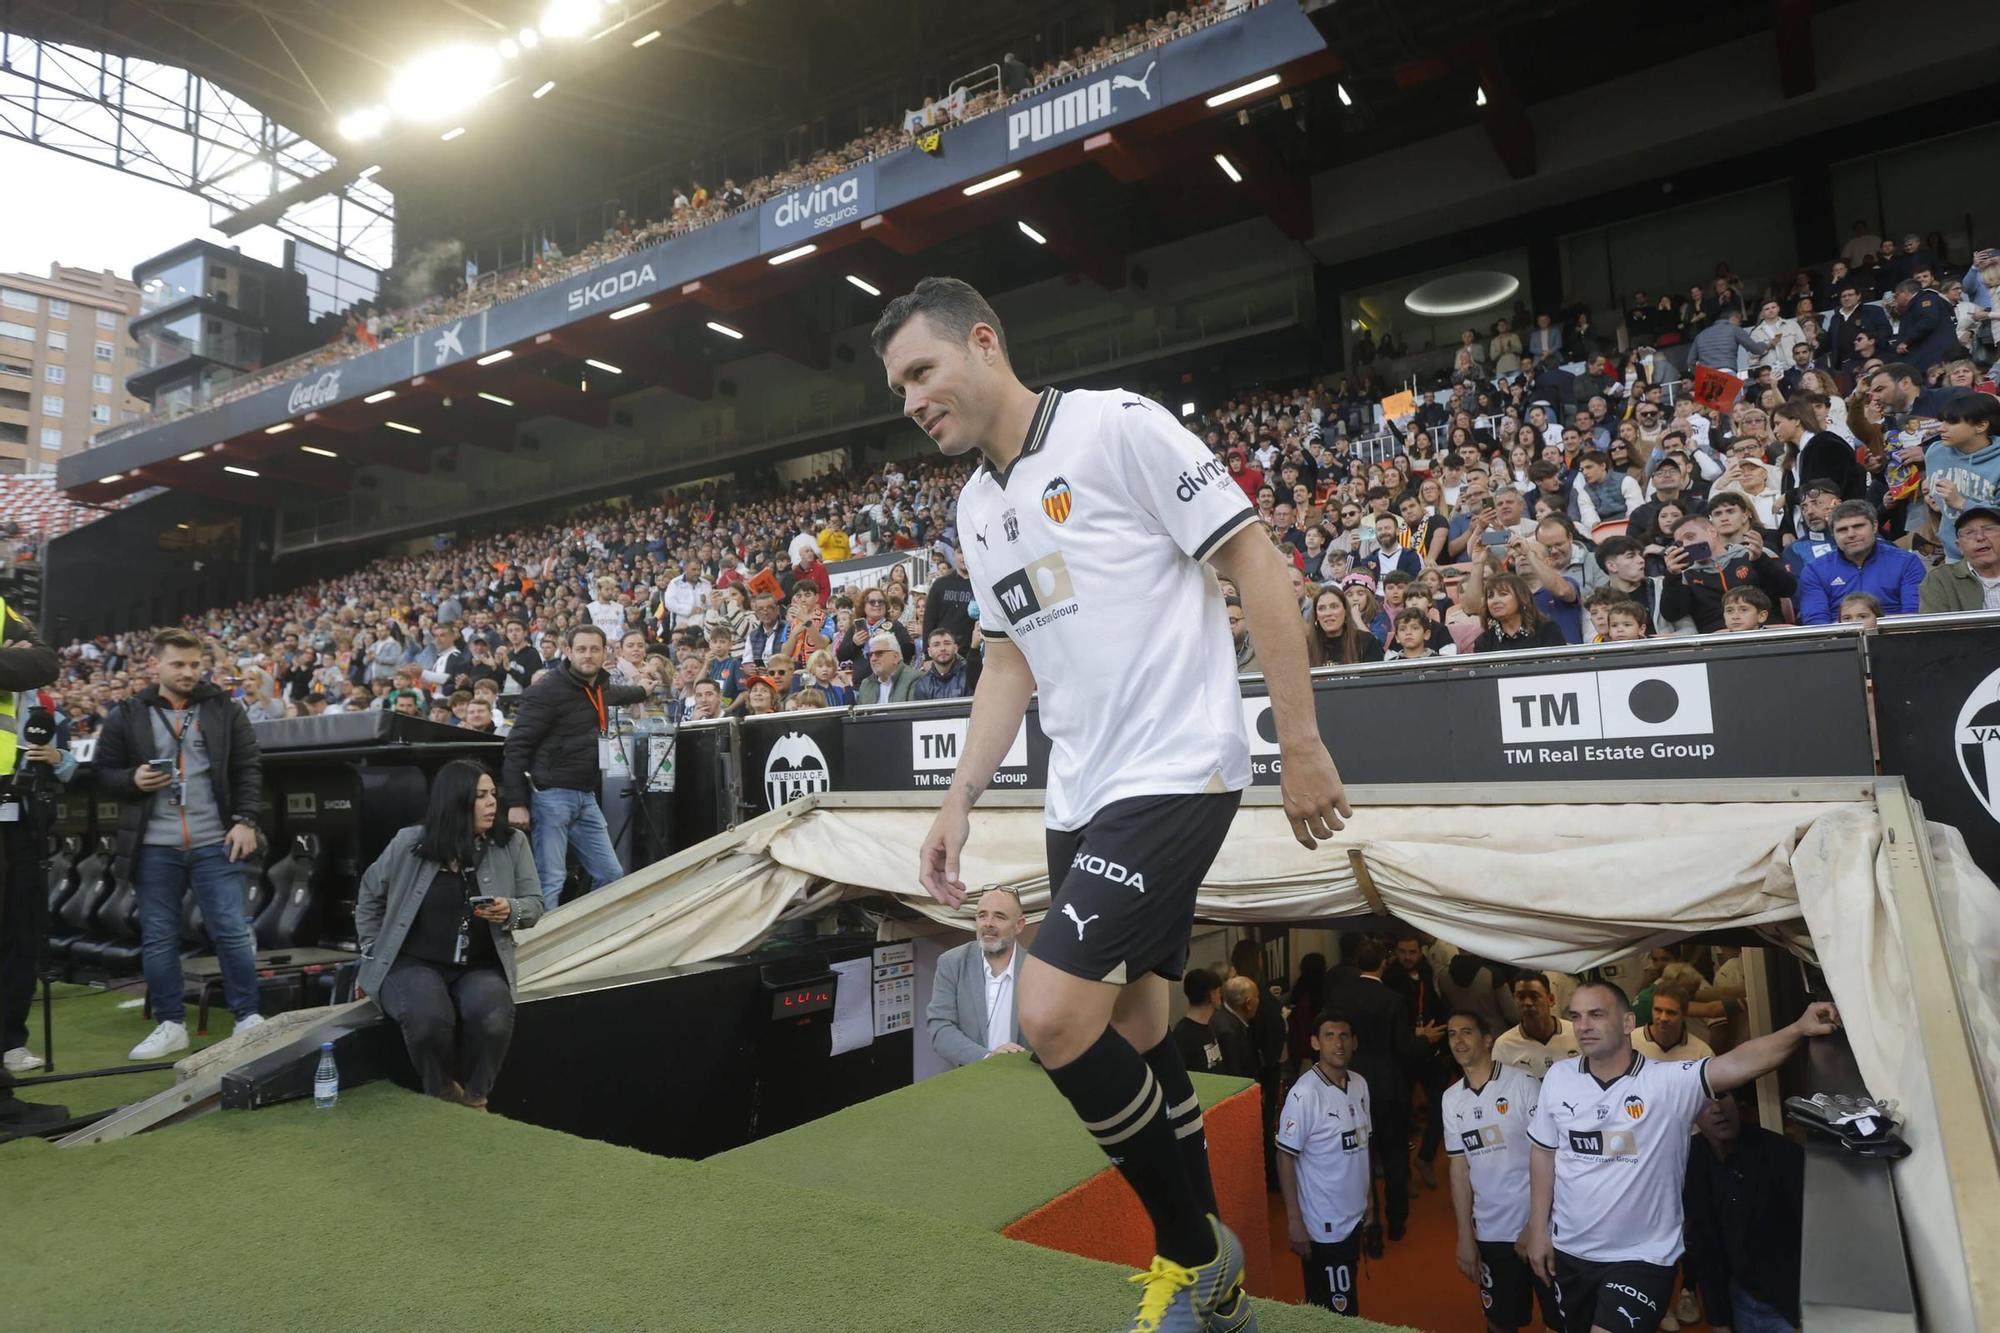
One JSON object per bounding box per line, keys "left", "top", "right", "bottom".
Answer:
{"left": 1441, "top": 1061, "right": 1543, "bottom": 1243}
{"left": 1528, "top": 1051, "right": 1713, "bottom": 1266}
{"left": 1493, "top": 1018, "right": 1581, "bottom": 1077}
{"left": 1276, "top": 1065, "right": 1372, "bottom": 1242}
{"left": 956, "top": 387, "right": 1257, "bottom": 830}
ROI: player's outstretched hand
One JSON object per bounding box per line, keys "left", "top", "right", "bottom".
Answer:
{"left": 1280, "top": 741, "right": 1353, "bottom": 849}
{"left": 1522, "top": 1225, "right": 1556, "bottom": 1284}
{"left": 919, "top": 804, "right": 970, "bottom": 907}
{"left": 1793, "top": 1001, "right": 1841, "bottom": 1037}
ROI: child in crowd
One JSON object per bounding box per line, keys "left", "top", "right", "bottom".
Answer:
{"left": 1383, "top": 608, "right": 1455, "bottom": 659}
{"left": 1603, "top": 600, "right": 1650, "bottom": 641}
{"left": 1839, "top": 591, "right": 1883, "bottom": 629}
{"left": 1720, "top": 586, "right": 1774, "bottom": 633}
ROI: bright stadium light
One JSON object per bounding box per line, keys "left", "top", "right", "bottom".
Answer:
{"left": 845, "top": 275, "right": 882, "bottom": 297}
{"left": 264, "top": 421, "right": 294, "bottom": 434}
{"left": 609, "top": 301, "right": 651, "bottom": 320}
{"left": 384, "top": 421, "right": 423, "bottom": 434}
{"left": 1213, "top": 153, "right": 1242, "bottom": 183}
{"left": 223, "top": 465, "right": 261, "bottom": 477}
{"left": 1017, "top": 221, "right": 1047, "bottom": 245}
{"left": 1475, "top": 86, "right": 1488, "bottom": 107}
{"left": 387, "top": 45, "right": 502, "bottom": 122}
{"left": 440, "top": 127, "right": 467, "bottom": 142}
{"left": 632, "top": 29, "right": 661, "bottom": 47}
{"left": 704, "top": 322, "right": 744, "bottom": 340}
{"left": 357, "top": 164, "right": 383, "bottom": 180}
{"left": 478, "top": 392, "right": 515, "bottom": 407}
{"left": 301, "top": 445, "right": 340, "bottom": 458}
{"left": 476, "top": 349, "right": 513, "bottom": 365}
{"left": 962, "top": 169, "right": 1021, "bottom": 196}
{"left": 1205, "top": 73, "right": 1280, "bottom": 108}
{"left": 533, "top": 80, "right": 557, "bottom": 99}
{"left": 1181, "top": 401, "right": 1197, "bottom": 418}
{"left": 1336, "top": 83, "right": 1353, "bottom": 107}
{"left": 97, "top": 472, "right": 123, "bottom": 483}
{"left": 178, "top": 450, "right": 206, "bottom": 462}
{"left": 364, "top": 389, "right": 397, "bottom": 403}
{"left": 585, "top": 357, "right": 624, "bottom": 373}
{"left": 337, "top": 106, "right": 390, "bottom": 142}
{"left": 518, "top": 26, "right": 540, "bottom": 48}
{"left": 768, "top": 243, "right": 817, "bottom": 266}
{"left": 539, "top": 0, "right": 601, "bottom": 39}
{"left": 498, "top": 38, "right": 520, "bottom": 60}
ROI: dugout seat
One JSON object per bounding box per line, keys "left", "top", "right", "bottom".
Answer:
{"left": 257, "top": 835, "right": 325, "bottom": 949}
{"left": 48, "top": 837, "right": 116, "bottom": 963}
{"left": 44, "top": 836, "right": 82, "bottom": 916}
{"left": 70, "top": 860, "right": 142, "bottom": 972}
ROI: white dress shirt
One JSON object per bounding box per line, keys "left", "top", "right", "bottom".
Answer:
{"left": 984, "top": 948, "right": 1018, "bottom": 1053}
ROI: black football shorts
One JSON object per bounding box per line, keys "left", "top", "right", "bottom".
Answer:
{"left": 1032, "top": 790, "right": 1241, "bottom": 985}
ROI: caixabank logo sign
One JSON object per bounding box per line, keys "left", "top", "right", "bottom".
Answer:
{"left": 1496, "top": 664, "right": 1716, "bottom": 767}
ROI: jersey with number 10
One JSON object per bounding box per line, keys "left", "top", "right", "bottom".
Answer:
{"left": 956, "top": 387, "right": 1259, "bottom": 831}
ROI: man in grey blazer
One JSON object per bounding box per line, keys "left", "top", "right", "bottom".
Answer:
{"left": 927, "top": 887, "right": 1029, "bottom": 1067}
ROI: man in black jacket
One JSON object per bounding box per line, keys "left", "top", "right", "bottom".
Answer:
{"left": 1660, "top": 513, "right": 1797, "bottom": 633}
{"left": 0, "top": 602, "right": 67, "bottom": 1127}
{"left": 94, "top": 628, "right": 267, "bottom": 1060}
{"left": 1685, "top": 1091, "right": 1803, "bottom": 1331}
{"left": 920, "top": 543, "right": 976, "bottom": 653}
{"left": 1824, "top": 285, "right": 1892, "bottom": 370}
{"left": 502, "top": 624, "right": 659, "bottom": 909}
{"left": 1323, "top": 937, "right": 1437, "bottom": 1245}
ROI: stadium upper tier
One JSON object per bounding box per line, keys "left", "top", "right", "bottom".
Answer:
{"left": 63, "top": 0, "right": 1327, "bottom": 503}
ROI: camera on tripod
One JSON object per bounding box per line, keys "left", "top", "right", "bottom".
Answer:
{"left": 6, "top": 707, "right": 61, "bottom": 821}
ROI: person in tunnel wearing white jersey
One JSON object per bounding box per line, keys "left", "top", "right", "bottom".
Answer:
{"left": 874, "top": 277, "right": 1352, "bottom": 1333}
{"left": 1442, "top": 1008, "right": 1558, "bottom": 1333}
{"left": 1523, "top": 981, "right": 1841, "bottom": 1333}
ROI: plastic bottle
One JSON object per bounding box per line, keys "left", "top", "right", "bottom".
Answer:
{"left": 313, "top": 1040, "right": 338, "bottom": 1109}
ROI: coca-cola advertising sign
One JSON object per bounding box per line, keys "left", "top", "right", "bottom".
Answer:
{"left": 286, "top": 370, "right": 342, "bottom": 414}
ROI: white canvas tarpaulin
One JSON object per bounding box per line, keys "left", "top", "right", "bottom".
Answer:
{"left": 513, "top": 787, "right": 2000, "bottom": 1328}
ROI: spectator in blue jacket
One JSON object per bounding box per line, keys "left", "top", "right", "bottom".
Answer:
{"left": 1796, "top": 500, "right": 1927, "bottom": 624}
{"left": 1890, "top": 279, "right": 1960, "bottom": 372}
{"left": 1922, "top": 390, "right": 2000, "bottom": 560}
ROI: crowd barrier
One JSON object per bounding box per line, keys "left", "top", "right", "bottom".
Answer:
{"left": 656, "top": 615, "right": 2000, "bottom": 886}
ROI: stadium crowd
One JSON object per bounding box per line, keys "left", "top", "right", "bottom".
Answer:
{"left": 97, "top": 0, "right": 1261, "bottom": 443}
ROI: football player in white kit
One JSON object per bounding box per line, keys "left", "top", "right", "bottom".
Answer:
{"left": 1276, "top": 1011, "right": 1373, "bottom": 1319}
{"left": 1441, "top": 1009, "right": 1557, "bottom": 1333}
{"left": 1524, "top": 981, "right": 1840, "bottom": 1333}
{"left": 875, "top": 278, "right": 1351, "bottom": 1333}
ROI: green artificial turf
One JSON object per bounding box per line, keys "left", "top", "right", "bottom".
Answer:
{"left": 5, "top": 983, "right": 236, "bottom": 1123}
{"left": 712, "top": 1053, "right": 1252, "bottom": 1231}
{"left": 4, "top": 1082, "right": 1400, "bottom": 1332}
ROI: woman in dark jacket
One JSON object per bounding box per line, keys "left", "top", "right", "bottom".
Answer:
{"left": 1472, "top": 572, "right": 1568, "bottom": 652}
{"left": 354, "top": 759, "right": 544, "bottom": 1109}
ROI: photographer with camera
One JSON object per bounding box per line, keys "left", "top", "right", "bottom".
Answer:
{"left": 94, "top": 629, "right": 268, "bottom": 1061}
{"left": 1, "top": 700, "right": 82, "bottom": 1074}
{"left": 0, "top": 602, "right": 67, "bottom": 1127}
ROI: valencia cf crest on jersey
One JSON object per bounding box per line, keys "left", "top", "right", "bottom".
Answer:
{"left": 1041, "top": 476, "right": 1074, "bottom": 524}
{"left": 1495, "top": 1097, "right": 1509, "bottom": 1115}
{"left": 1623, "top": 1094, "right": 1646, "bottom": 1120}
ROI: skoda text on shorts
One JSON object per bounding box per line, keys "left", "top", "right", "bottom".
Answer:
{"left": 876, "top": 276, "right": 1350, "bottom": 1333}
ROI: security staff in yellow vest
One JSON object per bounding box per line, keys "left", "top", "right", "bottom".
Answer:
{"left": 0, "top": 596, "right": 65, "bottom": 1129}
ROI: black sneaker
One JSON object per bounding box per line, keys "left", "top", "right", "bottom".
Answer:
{"left": 0, "top": 1097, "right": 71, "bottom": 1128}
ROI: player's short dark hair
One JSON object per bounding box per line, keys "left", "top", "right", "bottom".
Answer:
{"left": 1512, "top": 971, "right": 1551, "bottom": 996}
{"left": 1183, "top": 968, "right": 1223, "bottom": 1006}
{"left": 1352, "top": 938, "right": 1387, "bottom": 973}
{"left": 870, "top": 276, "right": 1008, "bottom": 360}
{"left": 1445, "top": 1008, "right": 1492, "bottom": 1037}
{"left": 567, "top": 624, "right": 608, "bottom": 647}
{"left": 1313, "top": 1008, "right": 1355, "bottom": 1037}
{"left": 1230, "top": 938, "right": 1263, "bottom": 978}
{"left": 1570, "top": 980, "right": 1631, "bottom": 1017}
{"left": 152, "top": 628, "right": 202, "bottom": 654}
{"left": 1832, "top": 498, "right": 1878, "bottom": 528}
{"left": 1650, "top": 982, "right": 1692, "bottom": 1012}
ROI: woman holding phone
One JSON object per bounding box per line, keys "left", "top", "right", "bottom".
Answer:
{"left": 353, "top": 759, "right": 543, "bottom": 1109}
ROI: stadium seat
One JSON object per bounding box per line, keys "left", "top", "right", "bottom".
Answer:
{"left": 257, "top": 835, "right": 325, "bottom": 949}
{"left": 44, "top": 836, "right": 81, "bottom": 916}
{"left": 70, "top": 861, "right": 141, "bottom": 972}
{"left": 49, "top": 838, "right": 116, "bottom": 964}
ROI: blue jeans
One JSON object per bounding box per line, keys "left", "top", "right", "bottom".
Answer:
{"left": 133, "top": 843, "right": 260, "bottom": 1023}
{"left": 529, "top": 787, "right": 624, "bottom": 908}
{"left": 1729, "top": 1282, "right": 1798, "bottom": 1333}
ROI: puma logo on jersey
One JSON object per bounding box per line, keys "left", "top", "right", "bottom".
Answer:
{"left": 1061, "top": 904, "right": 1100, "bottom": 940}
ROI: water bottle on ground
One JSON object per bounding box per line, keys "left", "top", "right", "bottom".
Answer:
{"left": 313, "top": 1040, "right": 338, "bottom": 1109}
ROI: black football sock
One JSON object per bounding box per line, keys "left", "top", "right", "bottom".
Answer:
{"left": 1141, "top": 1034, "right": 1219, "bottom": 1217}
{"left": 1044, "top": 1027, "right": 1214, "bottom": 1266}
